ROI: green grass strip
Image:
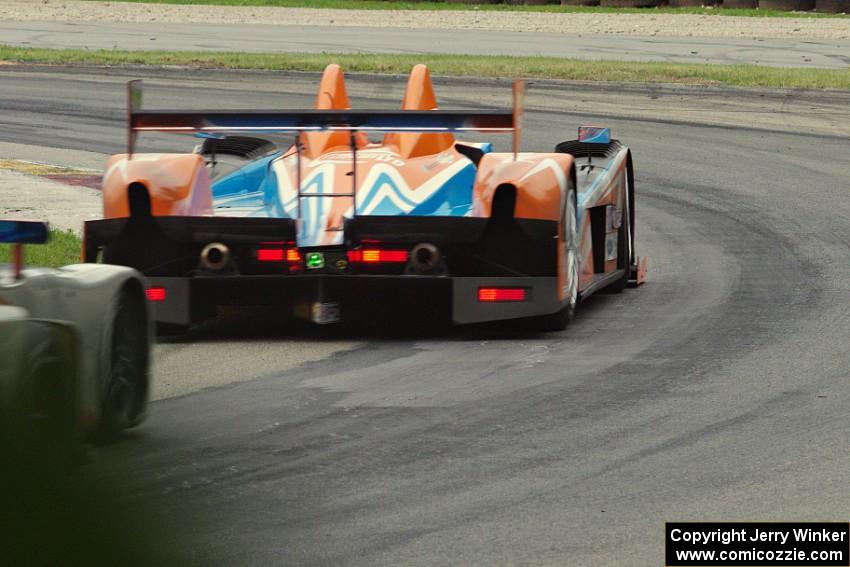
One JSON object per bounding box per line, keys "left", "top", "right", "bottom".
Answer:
{"left": 76, "top": 0, "right": 850, "bottom": 18}
{"left": 2, "top": 46, "right": 849, "bottom": 89}
{"left": 0, "top": 230, "right": 82, "bottom": 268}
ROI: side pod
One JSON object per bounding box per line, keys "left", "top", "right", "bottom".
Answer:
{"left": 102, "top": 153, "right": 212, "bottom": 218}
{"left": 473, "top": 153, "right": 575, "bottom": 222}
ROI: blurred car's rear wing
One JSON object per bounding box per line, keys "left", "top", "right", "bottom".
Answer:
{"left": 0, "top": 220, "right": 49, "bottom": 280}
{"left": 125, "top": 79, "right": 524, "bottom": 157}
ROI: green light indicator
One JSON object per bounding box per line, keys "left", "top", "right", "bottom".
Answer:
{"left": 306, "top": 252, "right": 325, "bottom": 269}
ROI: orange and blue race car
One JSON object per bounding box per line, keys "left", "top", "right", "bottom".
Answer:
{"left": 83, "top": 64, "right": 646, "bottom": 332}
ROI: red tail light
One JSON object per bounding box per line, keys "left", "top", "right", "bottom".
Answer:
{"left": 145, "top": 286, "right": 167, "bottom": 302}
{"left": 348, "top": 249, "right": 409, "bottom": 264}
{"left": 256, "top": 248, "right": 285, "bottom": 262}
{"left": 255, "top": 245, "right": 301, "bottom": 265}
{"left": 477, "top": 287, "right": 527, "bottom": 302}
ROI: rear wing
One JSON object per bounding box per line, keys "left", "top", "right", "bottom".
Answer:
{"left": 125, "top": 79, "right": 524, "bottom": 157}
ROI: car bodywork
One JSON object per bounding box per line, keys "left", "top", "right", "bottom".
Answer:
{"left": 1, "top": 221, "right": 150, "bottom": 455}
{"left": 84, "top": 64, "right": 645, "bottom": 330}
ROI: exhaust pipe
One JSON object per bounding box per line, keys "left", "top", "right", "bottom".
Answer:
{"left": 409, "top": 242, "right": 441, "bottom": 274}
{"left": 200, "top": 242, "right": 230, "bottom": 271}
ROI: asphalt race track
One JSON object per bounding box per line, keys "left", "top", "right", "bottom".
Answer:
{"left": 2, "top": 66, "right": 849, "bottom": 566}
{"left": 3, "top": 21, "right": 850, "bottom": 68}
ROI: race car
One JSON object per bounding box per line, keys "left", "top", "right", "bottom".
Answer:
{"left": 1, "top": 220, "right": 150, "bottom": 469}
{"left": 83, "top": 64, "right": 645, "bottom": 332}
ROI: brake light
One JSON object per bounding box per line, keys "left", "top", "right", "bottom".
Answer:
{"left": 348, "top": 249, "right": 409, "bottom": 263}
{"left": 145, "top": 286, "right": 167, "bottom": 302}
{"left": 256, "top": 248, "right": 285, "bottom": 262}
{"left": 477, "top": 287, "right": 527, "bottom": 302}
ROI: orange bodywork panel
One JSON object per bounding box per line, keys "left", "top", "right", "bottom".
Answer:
{"left": 102, "top": 153, "right": 212, "bottom": 218}
{"left": 301, "top": 64, "right": 368, "bottom": 158}
{"left": 472, "top": 153, "right": 574, "bottom": 222}
{"left": 383, "top": 64, "right": 455, "bottom": 159}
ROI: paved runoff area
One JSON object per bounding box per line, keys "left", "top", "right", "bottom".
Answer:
{"left": 0, "top": 164, "right": 101, "bottom": 233}
{"left": 3, "top": 0, "right": 849, "bottom": 39}
{"left": 1, "top": 0, "right": 849, "bottom": 68}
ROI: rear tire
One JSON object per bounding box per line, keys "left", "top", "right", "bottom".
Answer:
{"left": 96, "top": 287, "right": 149, "bottom": 443}
{"left": 536, "top": 185, "right": 578, "bottom": 332}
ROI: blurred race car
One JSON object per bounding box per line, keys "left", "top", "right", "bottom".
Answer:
{"left": 1, "top": 221, "right": 150, "bottom": 468}
{"left": 83, "top": 64, "right": 645, "bottom": 332}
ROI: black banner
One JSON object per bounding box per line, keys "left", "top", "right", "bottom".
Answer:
{"left": 666, "top": 522, "right": 849, "bottom": 566}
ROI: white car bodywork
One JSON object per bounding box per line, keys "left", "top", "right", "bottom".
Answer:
{"left": 0, "top": 262, "right": 150, "bottom": 433}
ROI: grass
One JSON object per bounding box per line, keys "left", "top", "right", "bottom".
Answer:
{"left": 77, "top": 0, "right": 850, "bottom": 18}
{"left": 1, "top": 46, "right": 849, "bottom": 89}
{"left": 0, "top": 230, "right": 82, "bottom": 268}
